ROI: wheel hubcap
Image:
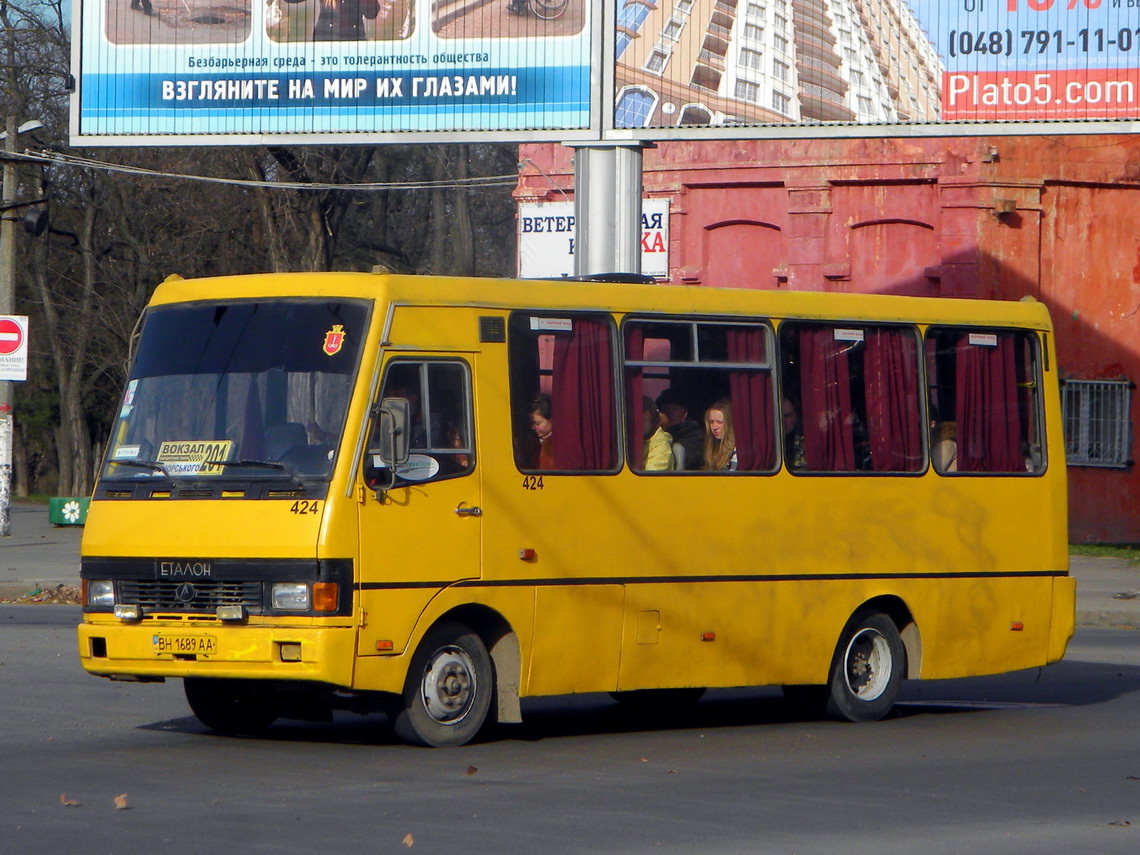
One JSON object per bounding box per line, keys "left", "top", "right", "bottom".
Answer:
{"left": 843, "top": 627, "right": 892, "bottom": 701}
{"left": 421, "top": 645, "right": 476, "bottom": 724}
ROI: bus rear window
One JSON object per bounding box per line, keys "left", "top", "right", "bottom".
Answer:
{"left": 926, "top": 328, "right": 1044, "bottom": 474}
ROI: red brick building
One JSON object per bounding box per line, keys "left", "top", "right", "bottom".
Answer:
{"left": 517, "top": 134, "right": 1140, "bottom": 543}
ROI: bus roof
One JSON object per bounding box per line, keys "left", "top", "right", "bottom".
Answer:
{"left": 148, "top": 272, "right": 1054, "bottom": 330}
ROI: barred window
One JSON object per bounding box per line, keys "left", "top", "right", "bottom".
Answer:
{"left": 1063, "top": 379, "right": 1132, "bottom": 468}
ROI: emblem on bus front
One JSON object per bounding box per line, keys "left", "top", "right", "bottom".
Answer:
{"left": 323, "top": 324, "right": 346, "bottom": 356}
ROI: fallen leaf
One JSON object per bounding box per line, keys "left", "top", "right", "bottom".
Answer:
{"left": 1107, "top": 820, "right": 1131, "bottom": 827}
{"left": 59, "top": 794, "right": 80, "bottom": 807}
{"left": 466, "top": 765, "right": 478, "bottom": 776}
{"left": 114, "top": 794, "right": 129, "bottom": 810}
{"left": 402, "top": 833, "right": 414, "bottom": 847}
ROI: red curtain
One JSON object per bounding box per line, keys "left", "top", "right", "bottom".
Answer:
{"left": 956, "top": 334, "right": 1022, "bottom": 472}
{"left": 552, "top": 318, "right": 616, "bottom": 470}
{"left": 801, "top": 328, "right": 855, "bottom": 471}
{"left": 865, "top": 329, "right": 921, "bottom": 472}
{"left": 727, "top": 327, "right": 774, "bottom": 471}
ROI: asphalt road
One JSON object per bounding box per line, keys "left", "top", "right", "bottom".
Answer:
{"left": 1, "top": 608, "right": 1136, "bottom": 854}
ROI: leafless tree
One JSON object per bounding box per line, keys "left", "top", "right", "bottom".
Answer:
{"left": 0, "top": 0, "right": 520, "bottom": 496}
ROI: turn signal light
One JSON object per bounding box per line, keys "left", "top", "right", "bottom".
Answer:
{"left": 1010, "top": 621, "right": 1024, "bottom": 632}
{"left": 312, "top": 582, "right": 339, "bottom": 612}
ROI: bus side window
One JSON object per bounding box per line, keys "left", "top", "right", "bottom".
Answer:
{"left": 780, "top": 322, "right": 923, "bottom": 473}
{"left": 623, "top": 319, "right": 777, "bottom": 474}
{"left": 508, "top": 312, "right": 619, "bottom": 473}
{"left": 926, "top": 328, "right": 1044, "bottom": 474}
{"left": 374, "top": 360, "right": 474, "bottom": 483}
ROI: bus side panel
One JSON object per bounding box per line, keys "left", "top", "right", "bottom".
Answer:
{"left": 524, "top": 585, "right": 624, "bottom": 696}
{"left": 355, "top": 588, "right": 442, "bottom": 659}
{"left": 616, "top": 574, "right": 1061, "bottom": 692}
{"left": 351, "top": 585, "right": 538, "bottom": 695}
{"left": 617, "top": 581, "right": 839, "bottom": 691}
{"left": 1049, "top": 575, "right": 1077, "bottom": 663}
{"left": 910, "top": 576, "right": 1056, "bottom": 679}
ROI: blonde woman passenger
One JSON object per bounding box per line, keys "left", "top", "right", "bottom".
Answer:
{"left": 701, "top": 399, "right": 738, "bottom": 471}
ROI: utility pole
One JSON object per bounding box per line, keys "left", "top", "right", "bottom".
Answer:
{"left": 569, "top": 143, "right": 645, "bottom": 278}
{"left": 0, "top": 113, "right": 15, "bottom": 536}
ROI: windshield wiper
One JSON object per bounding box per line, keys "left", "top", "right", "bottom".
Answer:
{"left": 106, "top": 459, "right": 172, "bottom": 477}
{"left": 217, "top": 459, "right": 305, "bottom": 486}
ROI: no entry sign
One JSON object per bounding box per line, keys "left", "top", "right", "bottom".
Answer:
{"left": 0, "top": 315, "right": 28, "bottom": 381}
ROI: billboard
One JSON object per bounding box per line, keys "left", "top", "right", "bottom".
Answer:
{"left": 72, "top": 0, "right": 1140, "bottom": 143}
{"left": 615, "top": 0, "right": 1140, "bottom": 134}
{"left": 72, "top": 0, "right": 596, "bottom": 142}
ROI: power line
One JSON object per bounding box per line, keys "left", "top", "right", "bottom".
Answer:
{"left": 12, "top": 149, "right": 521, "bottom": 192}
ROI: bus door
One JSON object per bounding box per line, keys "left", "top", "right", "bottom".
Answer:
{"left": 356, "top": 356, "right": 480, "bottom": 658}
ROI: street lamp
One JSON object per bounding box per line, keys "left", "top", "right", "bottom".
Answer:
{"left": 0, "top": 116, "right": 45, "bottom": 537}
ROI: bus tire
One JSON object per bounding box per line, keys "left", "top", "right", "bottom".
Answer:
{"left": 824, "top": 612, "right": 905, "bottom": 723}
{"left": 184, "top": 678, "right": 279, "bottom": 735}
{"left": 392, "top": 621, "right": 493, "bottom": 747}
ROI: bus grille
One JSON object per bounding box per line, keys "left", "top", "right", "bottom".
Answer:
{"left": 118, "top": 581, "right": 263, "bottom": 612}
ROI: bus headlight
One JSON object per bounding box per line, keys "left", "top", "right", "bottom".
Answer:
{"left": 87, "top": 580, "right": 115, "bottom": 608}
{"left": 272, "top": 583, "right": 310, "bottom": 611}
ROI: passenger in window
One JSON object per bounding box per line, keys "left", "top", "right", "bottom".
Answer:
{"left": 782, "top": 398, "right": 805, "bottom": 469}
{"left": 656, "top": 390, "right": 704, "bottom": 469}
{"left": 443, "top": 423, "right": 470, "bottom": 473}
{"left": 701, "top": 399, "right": 738, "bottom": 471}
{"left": 641, "top": 396, "right": 674, "bottom": 471}
{"left": 930, "top": 405, "right": 958, "bottom": 472}
{"left": 529, "top": 394, "right": 556, "bottom": 469}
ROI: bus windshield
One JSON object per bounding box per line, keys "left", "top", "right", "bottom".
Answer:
{"left": 102, "top": 298, "right": 369, "bottom": 484}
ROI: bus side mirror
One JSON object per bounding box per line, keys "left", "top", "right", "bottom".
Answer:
{"left": 374, "top": 397, "right": 411, "bottom": 467}
{"left": 364, "top": 397, "right": 410, "bottom": 494}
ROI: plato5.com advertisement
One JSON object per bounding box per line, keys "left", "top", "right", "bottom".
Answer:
{"left": 912, "top": 0, "right": 1140, "bottom": 121}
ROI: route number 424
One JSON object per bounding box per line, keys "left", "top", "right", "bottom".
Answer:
{"left": 290, "top": 500, "right": 321, "bottom": 515}
{"left": 522, "top": 475, "right": 544, "bottom": 491}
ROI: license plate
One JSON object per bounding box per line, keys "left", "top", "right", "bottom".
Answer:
{"left": 153, "top": 634, "right": 217, "bottom": 655}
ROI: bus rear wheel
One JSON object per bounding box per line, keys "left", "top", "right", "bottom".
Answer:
{"left": 184, "top": 677, "right": 279, "bottom": 735}
{"left": 825, "top": 612, "right": 905, "bottom": 723}
{"left": 392, "top": 621, "right": 493, "bottom": 747}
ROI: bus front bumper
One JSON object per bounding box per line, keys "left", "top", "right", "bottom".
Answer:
{"left": 77, "top": 620, "right": 357, "bottom": 687}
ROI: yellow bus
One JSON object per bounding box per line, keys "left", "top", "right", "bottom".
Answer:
{"left": 77, "top": 272, "right": 1075, "bottom": 746}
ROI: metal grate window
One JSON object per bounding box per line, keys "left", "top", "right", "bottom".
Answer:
{"left": 1062, "top": 379, "right": 1133, "bottom": 468}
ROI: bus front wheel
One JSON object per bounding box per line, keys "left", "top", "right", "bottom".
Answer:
{"left": 184, "top": 677, "right": 279, "bottom": 735}
{"left": 392, "top": 621, "right": 493, "bottom": 747}
{"left": 825, "top": 612, "right": 905, "bottom": 723}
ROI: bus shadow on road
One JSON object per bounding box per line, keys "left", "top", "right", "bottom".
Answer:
{"left": 137, "top": 659, "right": 1140, "bottom": 745}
